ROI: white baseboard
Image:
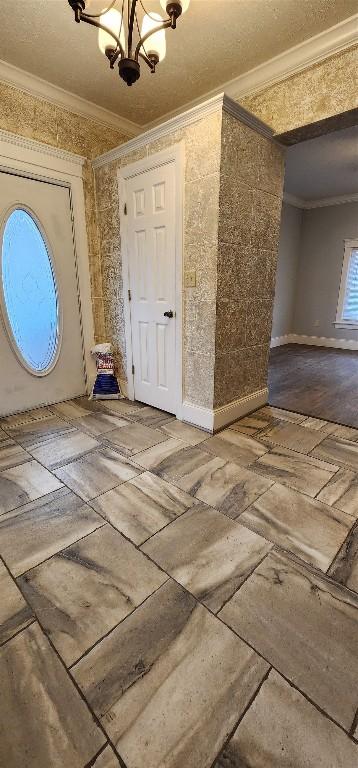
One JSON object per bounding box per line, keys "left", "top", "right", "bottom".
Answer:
{"left": 180, "top": 401, "right": 214, "bottom": 431}
{"left": 270, "top": 334, "right": 294, "bottom": 348}
{"left": 271, "top": 334, "right": 358, "bottom": 351}
{"left": 180, "top": 388, "right": 269, "bottom": 433}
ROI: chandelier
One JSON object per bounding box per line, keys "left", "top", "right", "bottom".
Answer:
{"left": 68, "top": 1, "right": 190, "bottom": 86}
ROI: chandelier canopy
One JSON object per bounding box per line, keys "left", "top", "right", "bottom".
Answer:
{"left": 68, "top": 1, "right": 190, "bottom": 86}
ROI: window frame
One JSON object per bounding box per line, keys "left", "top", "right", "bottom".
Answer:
{"left": 0, "top": 204, "right": 62, "bottom": 377}
{"left": 334, "top": 238, "right": 358, "bottom": 331}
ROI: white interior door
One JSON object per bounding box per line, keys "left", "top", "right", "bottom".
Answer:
{"left": 0, "top": 171, "right": 86, "bottom": 416}
{"left": 126, "top": 161, "right": 177, "bottom": 413}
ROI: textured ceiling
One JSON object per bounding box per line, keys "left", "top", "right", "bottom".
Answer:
{"left": 284, "top": 125, "right": 358, "bottom": 200}
{"left": 0, "top": 0, "right": 357, "bottom": 125}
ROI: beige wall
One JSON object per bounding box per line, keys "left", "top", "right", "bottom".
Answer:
{"left": 94, "top": 111, "right": 223, "bottom": 403}
{"left": 241, "top": 45, "right": 358, "bottom": 135}
{"left": 0, "top": 81, "right": 130, "bottom": 341}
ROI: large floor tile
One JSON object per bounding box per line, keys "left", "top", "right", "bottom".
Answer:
{"left": 301, "top": 416, "right": 338, "bottom": 434}
{"left": 102, "top": 399, "right": 147, "bottom": 417}
{"left": 214, "top": 669, "right": 358, "bottom": 768}
{"left": 0, "top": 406, "right": 55, "bottom": 428}
{"left": 134, "top": 437, "right": 188, "bottom": 469}
{"left": 219, "top": 550, "right": 358, "bottom": 731}
{"left": 160, "top": 420, "right": 208, "bottom": 444}
{"left": 201, "top": 430, "right": 268, "bottom": 468}
{"left": 128, "top": 405, "right": 175, "bottom": 427}
{"left": 228, "top": 413, "right": 280, "bottom": 435}
{"left": 0, "top": 623, "right": 105, "bottom": 768}
{"left": 0, "top": 459, "right": 63, "bottom": 515}
{"left": 312, "top": 436, "right": 358, "bottom": 472}
{"left": 53, "top": 446, "right": 141, "bottom": 501}
{"left": 103, "top": 422, "right": 167, "bottom": 456}
{"left": 252, "top": 445, "right": 338, "bottom": 496}
{"left": 20, "top": 525, "right": 166, "bottom": 666}
{"left": 52, "top": 398, "right": 102, "bottom": 419}
{"left": 142, "top": 505, "right": 272, "bottom": 612}
{"left": 317, "top": 467, "right": 358, "bottom": 517}
{"left": 0, "top": 440, "right": 31, "bottom": 470}
{"left": 70, "top": 412, "right": 129, "bottom": 436}
{"left": 4, "top": 415, "right": 74, "bottom": 447}
{"left": 131, "top": 405, "right": 176, "bottom": 427}
{"left": 176, "top": 458, "right": 272, "bottom": 517}
{"left": 29, "top": 430, "right": 100, "bottom": 470}
{"left": 91, "top": 471, "right": 196, "bottom": 544}
{"left": 263, "top": 421, "right": 326, "bottom": 454}
{"left": 0, "top": 488, "right": 104, "bottom": 576}
{"left": 0, "top": 560, "right": 33, "bottom": 644}
{"left": 255, "top": 406, "right": 306, "bottom": 423}
{"left": 328, "top": 521, "right": 358, "bottom": 595}
{"left": 92, "top": 746, "right": 121, "bottom": 767}
{"left": 136, "top": 443, "right": 217, "bottom": 483}
{"left": 240, "top": 483, "right": 352, "bottom": 571}
{"left": 73, "top": 580, "right": 268, "bottom": 768}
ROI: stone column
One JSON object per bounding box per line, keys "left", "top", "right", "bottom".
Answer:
{"left": 213, "top": 107, "right": 285, "bottom": 418}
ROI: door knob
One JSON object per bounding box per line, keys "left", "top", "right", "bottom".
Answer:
{"left": 164, "top": 310, "right": 174, "bottom": 318}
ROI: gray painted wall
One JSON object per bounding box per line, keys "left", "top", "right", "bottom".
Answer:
{"left": 293, "top": 202, "right": 358, "bottom": 340}
{"left": 272, "top": 202, "right": 302, "bottom": 338}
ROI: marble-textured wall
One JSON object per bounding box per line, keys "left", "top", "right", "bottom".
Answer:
{"left": 0, "top": 81, "right": 130, "bottom": 341}
{"left": 241, "top": 45, "right": 358, "bottom": 135}
{"left": 214, "top": 112, "right": 285, "bottom": 408}
{"left": 94, "top": 111, "right": 223, "bottom": 403}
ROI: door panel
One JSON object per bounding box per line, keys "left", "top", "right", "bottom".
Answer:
{"left": 126, "top": 162, "right": 177, "bottom": 413}
{"left": 0, "top": 172, "right": 86, "bottom": 416}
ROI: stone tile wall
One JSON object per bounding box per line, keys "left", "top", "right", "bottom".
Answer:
{"left": 0, "top": 81, "right": 130, "bottom": 341}
{"left": 241, "top": 45, "right": 358, "bottom": 135}
{"left": 94, "top": 111, "right": 223, "bottom": 403}
{"left": 214, "top": 112, "right": 285, "bottom": 408}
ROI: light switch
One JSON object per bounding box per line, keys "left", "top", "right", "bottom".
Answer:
{"left": 185, "top": 270, "right": 196, "bottom": 288}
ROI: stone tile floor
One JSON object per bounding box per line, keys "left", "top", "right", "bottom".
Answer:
{"left": 0, "top": 397, "right": 357, "bottom": 767}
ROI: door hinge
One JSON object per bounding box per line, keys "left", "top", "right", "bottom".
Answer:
{"left": 128, "top": 288, "right": 131, "bottom": 301}
{"left": 132, "top": 363, "right": 135, "bottom": 375}
{"left": 124, "top": 202, "right": 127, "bottom": 215}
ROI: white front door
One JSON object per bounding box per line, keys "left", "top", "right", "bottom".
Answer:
{"left": 126, "top": 161, "right": 177, "bottom": 413}
{"left": 0, "top": 172, "right": 86, "bottom": 416}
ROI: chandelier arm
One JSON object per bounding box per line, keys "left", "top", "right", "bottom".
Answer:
{"left": 81, "top": 0, "right": 117, "bottom": 18}
{"left": 138, "top": 50, "right": 155, "bottom": 71}
{"left": 134, "top": 18, "right": 172, "bottom": 60}
{"left": 80, "top": 13, "right": 125, "bottom": 56}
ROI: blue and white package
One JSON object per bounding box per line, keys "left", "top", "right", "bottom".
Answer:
{"left": 90, "top": 343, "right": 122, "bottom": 400}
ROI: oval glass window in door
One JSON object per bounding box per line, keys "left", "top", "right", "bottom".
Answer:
{"left": 1, "top": 208, "right": 60, "bottom": 374}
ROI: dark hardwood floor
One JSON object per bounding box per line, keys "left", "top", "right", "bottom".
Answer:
{"left": 269, "top": 344, "right": 358, "bottom": 428}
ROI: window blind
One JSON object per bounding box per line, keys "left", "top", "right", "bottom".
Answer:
{"left": 343, "top": 248, "right": 358, "bottom": 321}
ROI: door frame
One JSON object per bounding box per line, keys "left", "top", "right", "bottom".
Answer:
{"left": 118, "top": 143, "right": 184, "bottom": 417}
{"left": 0, "top": 129, "right": 96, "bottom": 392}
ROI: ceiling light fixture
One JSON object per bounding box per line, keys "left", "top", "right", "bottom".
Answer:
{"left": 68, "top": 0, "right": 190, "bottom": 86}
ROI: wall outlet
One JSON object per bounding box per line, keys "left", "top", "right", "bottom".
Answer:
{"left": 185, "top": 270, "right": 196, "bottom": 288}
{"left": 313, "top": 320, "right": 320, "bottom": 328}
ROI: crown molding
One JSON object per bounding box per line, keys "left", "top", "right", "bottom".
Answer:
{"left": 92, "top": 93, "right": 274, "bottom": 169}
{"left": 284, "top": 191, "right": 358, "bottom": 209}
{"left": 0, "top": 58, "right": 140, "bottom": 137}
{"left": 0, "top": 127, "right": 86, "bottom": 166}
{"left": 143, "top": 15, "right": 358, "bottom": 131}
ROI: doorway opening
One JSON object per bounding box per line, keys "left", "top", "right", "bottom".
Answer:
{"left": 269, "top": 124, "right": 358, "bottom": 428}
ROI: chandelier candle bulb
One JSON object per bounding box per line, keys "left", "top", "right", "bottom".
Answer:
{"left": 98, "top": 8, "right": 125, "bottom": 56}
{"left": 141, "top": 13, "right": 166, "bottom": 64}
